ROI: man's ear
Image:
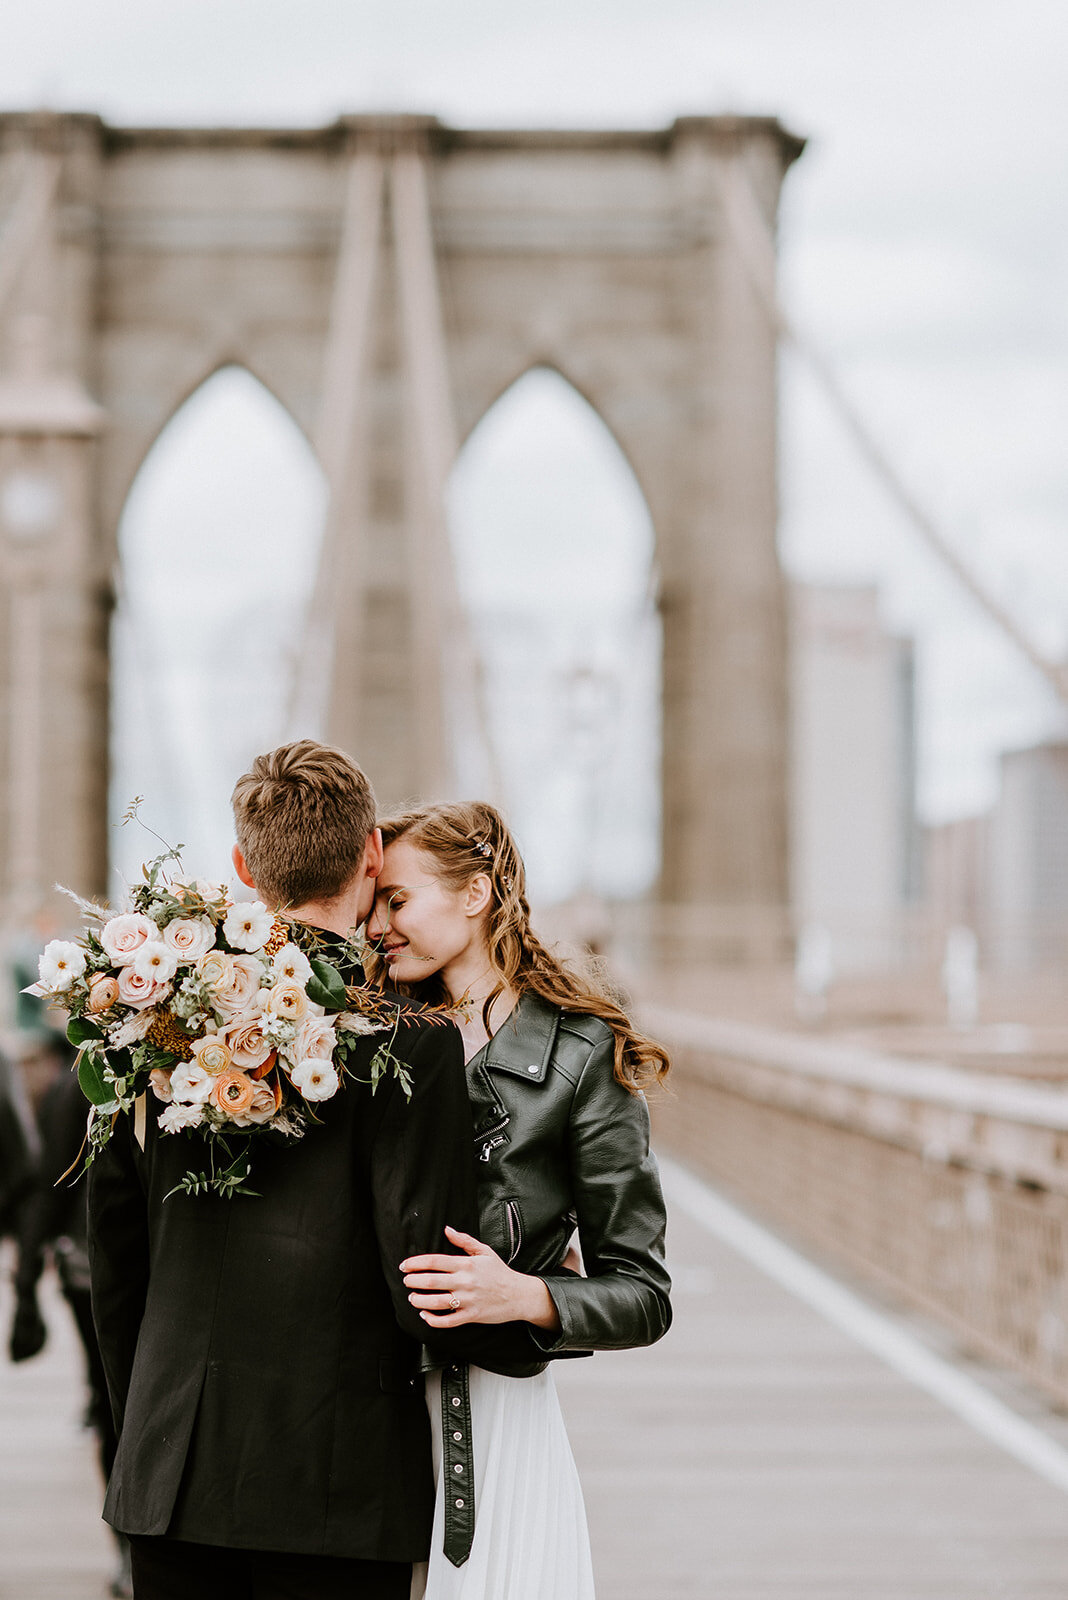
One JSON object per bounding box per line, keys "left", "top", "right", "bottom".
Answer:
{"left": 363, "top": 827, "right": 384, "bottom": 881}
{"left": 232, "top": 844, "right": 256, "bottom": 890}
{"left": 464, "top": 873, "right": 493, "bottom": 918}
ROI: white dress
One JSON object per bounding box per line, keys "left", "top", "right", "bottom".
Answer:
{"left": 411, "top": 1364, "right": 596, "bottom": 1600}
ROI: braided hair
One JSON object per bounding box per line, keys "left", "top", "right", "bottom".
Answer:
{"left": 367, "top": 801, "right": 669, "bottom": 1095}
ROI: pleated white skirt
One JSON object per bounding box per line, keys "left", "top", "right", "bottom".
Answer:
{"left": 411, "top": 1365, "right": 596, "bottom": 1600}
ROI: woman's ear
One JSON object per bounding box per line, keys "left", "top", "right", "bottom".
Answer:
{"left": 463, "top": 873, "right": 493, "bottom": 918}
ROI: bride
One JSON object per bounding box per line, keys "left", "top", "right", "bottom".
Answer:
{"left": 365, "top": 801, "right": 671, "bottom": 1600}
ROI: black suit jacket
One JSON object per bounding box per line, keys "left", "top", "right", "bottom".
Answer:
{"left": 88, "top": 974, "right": 539, "bottom": 1562}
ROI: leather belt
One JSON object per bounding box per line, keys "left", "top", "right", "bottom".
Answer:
{"left": 440, "top": 1363, "right": 475, "bottom": 1566}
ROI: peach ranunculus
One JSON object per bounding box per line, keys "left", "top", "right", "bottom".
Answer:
{"left": 162, "top": 917, "right": 216, "bottom": 962}
{"left": 116, "top": 966, "right": 170, "bottom": 1011}
{"left": 212, "top": 955, "right": 266, "bottom": 1021}
{"left": 149, "top": 1067, "right": 174, "bottom": 1102}
{"left": 209, "top": 1069, "right": 256, "bottom": 1119}
{"left": 229, "top": 1076, "right": 282, "bottom": 1127}
{"left": 220, "top": 1002, "right": 275, "bottom": 1073}
{"left": 294, "top": 1016, "right": 338, "bottom": 1064}
{"left": 191, "top": 1035, "right": 233, "bottom": 1076}
{"left": 265, "top": 980, "right": 311, "bottom": 1025}
{"left": 100, "top": 912, "right": 157, "bottom": 966}
{"left": 88, "top": 973, "right": 120, "bottom": 1013}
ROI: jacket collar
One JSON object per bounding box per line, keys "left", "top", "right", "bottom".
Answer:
{"left": 481, "top": 991, "right": 559, "bottom": 1084}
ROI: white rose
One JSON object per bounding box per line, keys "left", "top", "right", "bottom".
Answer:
{"left": 131, "top": 941, "right": 179, "bottom": 984}
{"left": 290, "top": 1059, "right": 340, "bottom": 1102}
{"left": 116, "top": 966, "right": 171, "bottom": 1011}
{"left": 100, "top": 912, "right": 157, "bottom": 966}
{"left": 159, "top": 1101, "right": 206, "bottom": 1133}
{"left": 271, "top": 943, "right": 313, "bottom": 986}
{"left": 38, "top": 940, "right": 87, "bottom": 992}
{"left": 169, "top": 1059, "right": 215, "bottom": 1104}
{"left": 222, "top": 901, "right": 273, "bottom": 952}
{"left": 162, "top": 917, "right": 216, "bottom": 962}
{"left": 295, "top": 1017, "right": 337, "bottom": 1063}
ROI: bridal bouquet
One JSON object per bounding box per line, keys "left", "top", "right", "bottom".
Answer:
{"left": 29, "top": 849, "right": 414, "bottom": 1198}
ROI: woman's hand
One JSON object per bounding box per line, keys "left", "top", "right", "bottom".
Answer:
{"left": 401, "top": 1225, "right": 561, "bottom": 1332}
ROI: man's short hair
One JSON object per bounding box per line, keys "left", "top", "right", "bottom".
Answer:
{"left": 231, "top": 740, "right": 376, "bottom": 909}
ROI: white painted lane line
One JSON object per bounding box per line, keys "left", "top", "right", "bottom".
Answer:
{"left": 662, "top": 1154, "right": 1068, "bottom": 1495}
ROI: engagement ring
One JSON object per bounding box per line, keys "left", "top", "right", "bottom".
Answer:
{"left": 449, "top": 1294, "right": 460, "bottom": 1310}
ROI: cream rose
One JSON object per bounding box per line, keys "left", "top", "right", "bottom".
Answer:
{"left": 295, "top": 1017, "right": 337, "bottom": 1063}
{"left": 196, "top": 949, "right": 234, "bottom": 990}
{"left": 212, "top": 955, "right": 266, "bottom": 1021}
{"left": 290, "top": 1059, "right": 340, "bottom": 1102}
{"left": 100, "top": 912, "right": 157, "bottom": 966}
{"left": 220, "top": 1003, "right": 275, "bottom": 1073}
{"left": 266, "top": 980, "right": 311, "bottom": 1025}
{"left": 132, "top": 941, "right": 179, "bottom": 985}
{"left": 191, "top": 1035, "right": 233, "bottom": 1076}
{"left": 116, "top": 966, "right": 170, "bottom": 1011}
{"left": 37, "top": 940, "right": 87, "bottom": 992}
{"left": 222, "top": 901, "right": 273, "bottom": 953}
{"left": 169, "top": 1059, "right": 215, "bottom": 1104}
{"left": 162, "top": 917, "right": 216, "bottom": 962}
{"left": 149, "top": 1067, "right": 174, "bottom": 1103}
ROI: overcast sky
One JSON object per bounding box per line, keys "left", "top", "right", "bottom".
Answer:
{"left": 4, "top": 0, "right": 1066, "bottom": 896}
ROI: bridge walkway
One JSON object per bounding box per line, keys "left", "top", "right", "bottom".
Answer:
{"left": 3, "top": 1156, "right": 1068, "bottom": 1599}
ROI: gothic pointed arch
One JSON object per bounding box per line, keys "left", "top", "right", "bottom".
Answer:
{"left": 448, "top": 365, "right": 661, "bottom": 902}
{"left": 111, "top": 365, "right": 327, "bottom": 882}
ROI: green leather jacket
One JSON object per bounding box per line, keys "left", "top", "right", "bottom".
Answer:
{"left": 465, "top": 991, "right": 671, "bottom": 1355}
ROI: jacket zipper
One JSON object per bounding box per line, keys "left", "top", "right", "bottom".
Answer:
{"left": 478, "top": 1132, "right": 508, "bottom": 1163}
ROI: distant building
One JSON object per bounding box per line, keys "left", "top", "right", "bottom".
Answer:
{"left": 789, "top": 583, "right": 920, "bottom": 970}
{"left": 986, "top": 740, "right": 1068, "bottom": 969}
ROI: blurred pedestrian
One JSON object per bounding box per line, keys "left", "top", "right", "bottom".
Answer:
{"left": 8, "top": 1032, "right": 132, "bottom": 1599}
{"left": 0, "top": 1040, "right": 37, "bottom": 1240}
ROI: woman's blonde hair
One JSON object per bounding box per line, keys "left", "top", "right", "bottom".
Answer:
{"left": 369, "top": 801, "right": 669, "bottom": 1095}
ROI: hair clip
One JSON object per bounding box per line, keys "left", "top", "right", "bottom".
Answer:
{"left": 471, "top": 837, "right": 493, "bottom": 859}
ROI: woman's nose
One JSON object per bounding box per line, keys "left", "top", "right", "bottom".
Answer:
{"left": 367, "top": 903, "right": 386, "bottom": 938}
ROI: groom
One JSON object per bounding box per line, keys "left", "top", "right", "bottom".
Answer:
{"left": 88, "top": 740, "right": 540, "bottom": 1600}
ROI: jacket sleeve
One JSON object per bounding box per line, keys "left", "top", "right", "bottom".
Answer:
{"left": 534, "top": 1035, "right": 672, "bottom": 1353}
{"left": 369, "top": 1021, "right": 546, "bottom": 1375}
{"left": 87, "top": 1110, "right": 150, "bottom": 1432}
